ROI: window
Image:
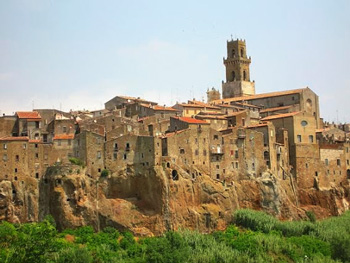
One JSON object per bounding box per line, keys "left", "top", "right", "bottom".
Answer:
{"left": 325, "top": 159, "right": 329, "bottom": 166}
{"left": 297, "top": 135, "right": 302, "bottom": 143}
{"left": 126, "top": 142, "right": 130, "bottom": 150}
{"left": 15, "top": 155, "right": 19, "bottom": 161}
{"left": 97, "top": 151, "right": 101, "bottom": 159}
{"left": 241, "top": 48, "right": 244, "bottom": 57}
{"left": 15, "top": 168, "right": 18, "bottom": 173}
{"left": 309, "top": 135, "right": 314, "bottom": 143}
{"left": 216, "top": 174, "right": 220, "bottom": 179}
{"left": 23, "top": 143, "right": 26, "bottom": 149}
{"left": 35, "top": 121, "right": 40, "bottom": 129}
{"left": 347, "top": 160, "right": 349, "bottom": 165}
{"left": 35, "top": 153, "right": 39, "bottom": 158}
{"left": 216, "top": 165, "right": 220, "bottom": 169}
{"left": 301, "top": 120, "right": 308, "bottom": 127}
{"left": 337, "top": 159, "right": 341, "bottom": 166}
{"left": 235, "top": 150, "right": 239, "bottom": 158}
{"left": 195, "top": 149, "right": 199, "bottom": 155}
{"left": 63, "top": 126, "right": 67, "bottom": 133}
{"left": 3, "top": 154, "right": 7, "bottom": 161}
{"left": 35, "top": 144, "right": 38, "bottom": 148}
{"left": 113, "top": 152, "right": 117, "bottom": 160}
{"left": 214, "top": 135, "right": 218, "bottom": 140}
{"left": 3, "top": 143, "right": 7, "bottom": 150}
{"left": 231, "top": 49, "right": 235, "bottom": 57}
{"left": 235, "top": 162, "right": 239, "bottom": 168}
{"left": 180, "top": 149, "right": 185, "bottom": 154}
{"left": 243, "top": 70, "right": 246, "bottom": 81}
{"left": 123, "top": 154, "right": 127, "bottom": 160}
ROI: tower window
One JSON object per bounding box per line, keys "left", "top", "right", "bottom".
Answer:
{"left": 241, "top": 48, "right": 244, "bottom": 57}
{"left": 231, "top": 49, "right": 235, "bottom": 57}
{"left": 243, "top": 71, "right": 247, "bottom": 81}
{"left": 232, "top": 71, "right": 236, "bottom": 81}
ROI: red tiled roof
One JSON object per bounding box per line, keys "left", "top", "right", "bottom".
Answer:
{"left": 140, "top": 103, "right": 177, "bottom": 111}
{"left": 224, "top": 110, "right": 247, "bottom": 117}
{"left": 211, "top": 88, "right": 306, "bottom": 104}
{"left": 29, "top": 139, "right": 41, "bottom": 143}
{"left": 246, "top": 123, "right": 269, "bottom": 129}
{"left": 260, "top": 105, "right": 293, "bottom": 113}
{"left": 176, "top": 103, "right": 221, "bottom": 110}
{"left": 0, "top": 136, "right": 29, "bottom": 141}
{"left": 174, "top": 117, "right": 209, "bottom": 124}
{"left": 16, "top": 111, "right": 41, "bottom": 119}
{"left": 53, "top": 134, "right": 75, "bottom": 140}
{"left": 197, "top": 115, "right": 227, "bottom": 120}
{"left": 163, "top": 129, "right": 188, "bottom": 138}
{"left": 261, "top": 112, "right": 301, "bottom": 121}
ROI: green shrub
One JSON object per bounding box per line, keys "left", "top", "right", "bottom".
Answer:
{"left": 101, "top": 169, "right": 109, "bottom": 177}
{"left": 306, "top": 211, "right": 317, "bottom": 223}
{"left": 69, "top": 157, "right": 83, "bottom": 166}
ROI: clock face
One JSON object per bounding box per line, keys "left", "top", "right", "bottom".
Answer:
{"left": 301, "top": 120, "right": 308, "bottom": 127}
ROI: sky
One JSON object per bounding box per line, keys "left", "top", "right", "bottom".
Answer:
{"left": 0, "top": 0, "right": 349, "bottom": 122}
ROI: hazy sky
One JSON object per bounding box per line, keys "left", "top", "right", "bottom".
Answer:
{"left": 0, "top": 0, "right": 349, "bottom": 122}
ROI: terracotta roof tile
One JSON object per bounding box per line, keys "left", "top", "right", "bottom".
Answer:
{"left": 140, "top": 103, "right": 177, "bottom": 111}
{"left": 260, "top": 105, "right": 293, "bottom": 113}
{"left": 176, "top": 103, "right": 221, "bottom": 110}
{"left": 246, "top": 123, "right": 269, "bottom": 129}
{"left": 261, "top": 111, "right": 301, "bottom": 121}
{"left": 211, "top": 88, "right": 306, "bottom": 104}
{"left": 0, "top": 136, "right": 29, "bottom": 141}
{"left": 29, "top": 139, "right": 41, "bottom": 143}
{"left": 173, "top": 117, "right": 209, "bottom": 124}
{"left": 53, "top": 134, "right": 75, "bottom": 140}
{"left": 16, "top": 111, "right": 41, "bottom": 119}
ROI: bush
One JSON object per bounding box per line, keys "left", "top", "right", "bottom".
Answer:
{"left": 69, "top": 157, "right": 83, "bottom": 166}
{"left": 101, "top": 169, "right": 109, "bottom": 177}
{"left": 306, "top": 211, "right": 317, "bottom": 223}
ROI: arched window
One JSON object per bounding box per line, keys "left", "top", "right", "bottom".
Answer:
{"left": 243, "top": 70, "right": 247, "bottom": 81}
{"left": 241, "top": 48, "right": 244, "bottom": 57}
{"left": 231, "top": 49, "right": 235, "bottom": 58}
{"left": 232, "top": 71, "right": 236, "bottom": 81}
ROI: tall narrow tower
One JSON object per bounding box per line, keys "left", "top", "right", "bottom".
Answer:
{"left": 222, "top": 39, "right": 255, "bottom": 98}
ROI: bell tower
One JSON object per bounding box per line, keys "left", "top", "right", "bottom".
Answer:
{"left": 222, "top": 39, "right": 255, "bottom": 98}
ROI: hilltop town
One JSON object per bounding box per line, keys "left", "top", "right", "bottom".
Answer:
{"left": 1, "top": 39, "right": 350, "bottom": 235}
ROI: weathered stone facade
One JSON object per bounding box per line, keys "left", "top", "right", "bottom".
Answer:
{"left": 0, "top": 39, "right": 350, "bottom": 235}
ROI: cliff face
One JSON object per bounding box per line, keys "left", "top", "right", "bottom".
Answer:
{"left": 0, "top": 164, "right": 349, "bottom": 235}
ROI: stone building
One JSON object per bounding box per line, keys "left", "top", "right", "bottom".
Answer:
{"left": 222, "top": 39, "right": 255, "bottom": 98}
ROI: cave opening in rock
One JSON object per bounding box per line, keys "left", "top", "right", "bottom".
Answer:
{"left": 172, "top": 169, "right": 178, "bottom": 180}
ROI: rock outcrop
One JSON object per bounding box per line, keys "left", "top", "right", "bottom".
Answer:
{"left": 0, "top": 164, "right": 349, "bottom": 236}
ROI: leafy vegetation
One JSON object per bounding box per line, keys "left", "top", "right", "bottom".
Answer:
{"left": 68, "top": 157, "right": 84, "bottom": 166}
{"left": 100, "top": 169, "right": 109, "bottom": 178}
{"left": 1, "top": 210, "right": 350, "bottom": 262}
